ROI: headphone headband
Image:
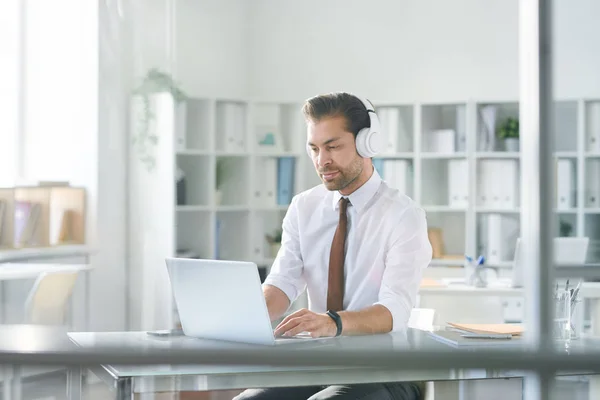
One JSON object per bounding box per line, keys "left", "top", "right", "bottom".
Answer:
{"left": 306, "top": 94, "right": 382, "bottom": 159}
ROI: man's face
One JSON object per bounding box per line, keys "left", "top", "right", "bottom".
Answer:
{"left": 307, "top": 116, "right": 363, "bottom": 192}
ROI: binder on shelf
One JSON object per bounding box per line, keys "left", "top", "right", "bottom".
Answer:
{"left": 277, "top": 157, "right": 296, "bottom": 206}
{"left": 478, "top": 105, "right": 497, "bottom": 151}
{"left": 588, "top": 102, "right": 600, "bottom": 152}
{"left": 384, "top": 160, "right": 411, "bottom": 195}
{"left": 587, "top": 160, "right": 600, "bottom": 208}
{"left": 555, "top": 159, "right": 575, "bottom": 209}
{"left": 217, "top": 103, "right": 245, "bottom": 152}
{"left": 259, "top": 158, "right": 278, "bottom": 207}
{"left": 481, "top": 213, "right": 519, "bottom": 264}
{"left": 448, "top": 159, "right": 468, "bottom": 208}
{"left": 478, "top": 159, "right": 518, "bottom": 209}
{"left": 378, "top": 108, "right": 399, "bottom": 154}
{"left": 455, "top": 106, "right": 467, "bottom": 152}
{"left": 372, "top": 158, "right": 385, "bottom": 178}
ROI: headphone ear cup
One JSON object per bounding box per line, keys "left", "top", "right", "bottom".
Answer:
{"left": 354, "top": 128, "right": 370, "bottom": 158}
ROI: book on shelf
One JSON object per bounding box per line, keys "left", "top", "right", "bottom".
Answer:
{"left": 217, "top": 103, "right": 245, "bottom": 152}
{"left": 277, "top": 157, "right": 295, "bottom": 206}
{"left": 588, "top": 102, "right": 600, "bottom": 153}
{"left": 383, "top": 160, "right": 412, "bottom": 195}
{"left": 478, "top": 105, "right": 497, "bottom": 151}
{"left": 254, "top": 158, "right": 278, "bottom": 207}
{"left": 455, "top": 106, "right": 467, "bottom": 152}
{"left": 14, "top": 201, "right": 41, "bottom": 247}
{"left": 477, "top": 159, "right": 518, "bottom": 209}
{"left": 448, "top": 159, "right": 468, "bottom": 208}
{"left": 555, "top": 159, "right": 575, "bottom": 209}
{"left": 587, "top": 159, "right": 600, "bottom": 208}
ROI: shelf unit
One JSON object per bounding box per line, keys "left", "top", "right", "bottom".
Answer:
{"left": 128, "top": 93, "right": 600, "bottom": 330}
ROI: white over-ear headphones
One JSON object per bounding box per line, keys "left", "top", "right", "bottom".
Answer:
{"left": 306, "top": 95, "right": 383, "bottom": 159}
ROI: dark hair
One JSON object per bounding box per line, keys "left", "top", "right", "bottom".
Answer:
{"left": 301, "top": 92, "right": 370, "bottom": 138}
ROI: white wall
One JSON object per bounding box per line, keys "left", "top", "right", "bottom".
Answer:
{"left": 174, "top": 0, "right": 251, "bottom": 98}
{"left": 248, "top": 0, "right": 600, "bottom": 103}
{"left": 131, "top": 0, "right": 250, "bottom": 99}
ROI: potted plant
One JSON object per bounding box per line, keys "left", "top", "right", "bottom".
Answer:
{"left": 265, "top": 229, "right": 282, "bottom": 258}
{"left": 132, "top": 68, "right": 187, "bottom": 171}
{"left": 215, "top": 158, "right": 233, "bottom": 205}
{"left": 497, "top": 117, "right": 520, "bottom": 152}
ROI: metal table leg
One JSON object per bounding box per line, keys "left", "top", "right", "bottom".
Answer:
{"left": 67, "top": 367, "right": 82, "bottom": 400}
{"left": 116, "top": 377, "right": 133, "bottom": 400}
{"left": 11, "top": 366, "right": 21, "bottom": 400}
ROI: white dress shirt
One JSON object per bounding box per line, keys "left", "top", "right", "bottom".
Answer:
{"left": 264, "top": 167, "right": 432, "bottom": 332}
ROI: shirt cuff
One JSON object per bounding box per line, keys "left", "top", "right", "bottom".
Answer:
{"left": 263, "top": 276, "right": 298, "bottom": 304}
{"left": 374, "top": 298, "right": 410, "bottom": 333}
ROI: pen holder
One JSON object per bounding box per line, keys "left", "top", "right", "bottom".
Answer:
{"left": 570, "top": 298, "right": 583, "bottom": 340}
{"left": 553, "top": 289, "right": 572, "bottom": 345}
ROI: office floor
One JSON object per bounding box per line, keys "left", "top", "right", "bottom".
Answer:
{"left": 1, "top": 371, "right": 590, "bottom": 400}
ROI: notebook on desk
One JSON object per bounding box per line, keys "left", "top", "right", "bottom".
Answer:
{"left": 427, "top": 329, "right": 522, "bottom": 348}
{"left": 447, "top": 323, "right": 524, "bottom": 336}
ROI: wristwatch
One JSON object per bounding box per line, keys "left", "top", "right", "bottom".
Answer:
{"left": 326, "top": 310, "right": 343, "bottom": 337}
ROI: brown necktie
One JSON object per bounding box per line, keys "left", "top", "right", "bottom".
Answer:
{"left": 327, "top": 197, "right": 349, "bottom": 311}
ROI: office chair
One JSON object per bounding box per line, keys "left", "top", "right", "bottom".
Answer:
{"left": 24, "top": 271, "right": 79, "bottom": 325}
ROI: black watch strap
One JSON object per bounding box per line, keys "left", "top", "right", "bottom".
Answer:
{"left": 326, "top": 310, "right": 343, "bottom": 337}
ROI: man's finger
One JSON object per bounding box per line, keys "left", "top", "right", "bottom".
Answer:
{"left": 274, "top": 309, "right": 310, "bottom": 332}
{"left": 274, "top": 317, "right": 304, "bottom": 337}
{"left": 284, "top": 322, "right": 310, "bottom": 338}
{"left": 275, "top": 309, "right": 308, "bottom": 330}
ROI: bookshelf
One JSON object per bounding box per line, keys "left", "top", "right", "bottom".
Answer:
{"left": 0, "top": 185, "right": 86, "bottom": 250}
{"left": 128, "top": 93, "right": 600, "bottom": 330}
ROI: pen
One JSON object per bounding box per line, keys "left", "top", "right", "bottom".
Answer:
{"left": 461, "top": 333, "right": 512, "bottom": 339}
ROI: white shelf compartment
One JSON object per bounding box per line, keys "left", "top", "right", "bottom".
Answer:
{"left": 251, "top": 210, "right": 286, "bottom": 263}
{"left": 421, "top": 158, "right": 468, "bottom": 208}
{"left": 427, "top": 211, "right": 467, "bottom": 260}
{"left": 475, "top": 158, "right": 520, "bottom": 210}
{"left": 585, "top": 101, "right": 600, "bottom": 153}
{"left": 421, "top": 103, "right": 467, "bottom": 153}
{"left": 252, "top": 102, "right": 305, "bottom": 155}
{"left": 584, "top": 214, "right": 600, "bottom": 263}
{"left": 176, "top": 210, "right": 213, "bottom": 260}
{"left": 181, "top": 98, "right": 214, "bottom": 152}
{"left": 553, "top": 100, "right": 578, "bottom": 152}
{"left": 376, "top": 104, "right": 414, "bottom": 153}
{"left": 376, "top": 158, "right": 414, "bottom": 199}
{"left": 215, "top": 100, "right": 248, "bottom": 153}
{"left": 476, "top": 212, "right": 520, "bottom": 267}
{"left": 476, "top": 101, "right": 518, "bottom": 152}
{"left": 176, "top": 154, "right": 212, "bottom": 206}
{"left": 215, "top": 211, "right": 250, "bottom": 261}
{"left": 585, "top": 158, "right": 600, "bottom": 208}
{"left": 215, "top": 156, "right": 250, "bottom": 207}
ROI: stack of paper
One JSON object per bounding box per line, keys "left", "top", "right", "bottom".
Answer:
{"left": 447, "top": 323, "right": 524, "bottom": 336}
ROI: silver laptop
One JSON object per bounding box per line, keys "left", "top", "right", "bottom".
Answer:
{"left": 165, "top": 257, "right": 321, "bottom": 346}
{"left": 511, "top": 237, "right": 589, "bottom": 287}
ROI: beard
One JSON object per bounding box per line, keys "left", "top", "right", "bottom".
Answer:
{"left": 319, "top": 156, "right": 363, "bottom": 191}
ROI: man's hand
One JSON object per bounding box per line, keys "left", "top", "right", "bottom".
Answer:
{"left": 274, "top": 309, "right": 337, "bottom": 338}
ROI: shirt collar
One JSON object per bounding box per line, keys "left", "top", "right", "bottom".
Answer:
{"left": 332, "top": 166, "right": 382, "bottom": 213}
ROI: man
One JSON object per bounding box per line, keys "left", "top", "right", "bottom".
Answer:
{"left": 234, "top": 92, "right": 432, "bottom": 400}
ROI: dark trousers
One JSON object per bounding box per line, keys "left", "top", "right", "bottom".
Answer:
{"left": 232, "top": 382, "right": 422, "bottom": 400}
